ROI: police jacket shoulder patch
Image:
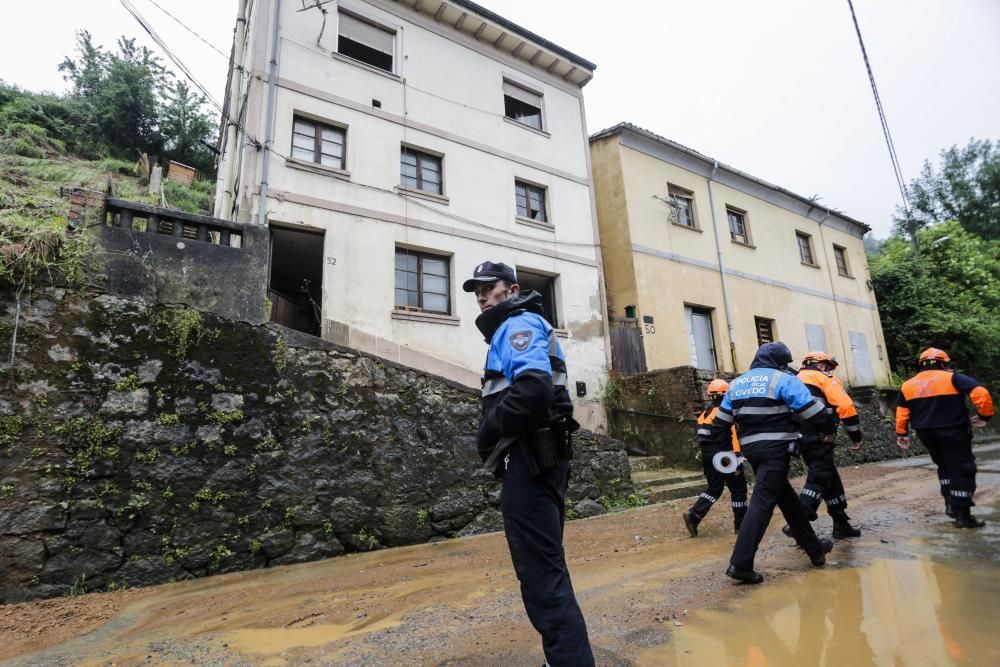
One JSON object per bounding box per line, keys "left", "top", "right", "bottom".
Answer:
{"left": 510, "top": 330, "right": 533, "bottom": 351}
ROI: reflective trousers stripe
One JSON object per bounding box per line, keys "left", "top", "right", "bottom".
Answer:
{"left": 844, "top": 423, "right": 862, "bottom": 432}
{"left": 739, "top": 431, "right": 799, "bottom": 445}
{"left": 697, "top": 428, "right": 712, "bottom": 437}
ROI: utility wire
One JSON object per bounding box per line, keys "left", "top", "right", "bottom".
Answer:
{"left": 142, "top": 0, "right": 231, "bottom": 61}
{"left": 845, "top": 0, "right": 911, "bottom": 218}
{"left": 118, "top": 0, "right": 260, "bottom": 149}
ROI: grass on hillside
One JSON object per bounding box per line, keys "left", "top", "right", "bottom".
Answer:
{"left": 1, "top": 153, "right": 214, "bottom": 291}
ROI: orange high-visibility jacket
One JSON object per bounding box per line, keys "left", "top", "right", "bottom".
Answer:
{"left": 798, "top": 368, "right": 863, "bottom": 444}
{"left": 697, "top": 406, "right": 741, "bottom": 452}
{"left": 896, "top": 369, "right": 994, "bottom": 435}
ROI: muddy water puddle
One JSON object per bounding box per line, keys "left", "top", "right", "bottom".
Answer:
{"left": 636, "top": 506, "right": 1000, "bottom": 667}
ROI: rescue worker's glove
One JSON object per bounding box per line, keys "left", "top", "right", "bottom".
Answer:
{"left": 971, "top": 415, "right": 988, "bottom": 428}
{"left": 896, "top": 436, "right": 910, "bottom": 450}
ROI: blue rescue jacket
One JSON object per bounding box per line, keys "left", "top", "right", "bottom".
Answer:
{"left": 475, "top": 291, "right": 572, "bottom": 469}
{"left": 711, "top": 343, "right": 833, "bottom": 447}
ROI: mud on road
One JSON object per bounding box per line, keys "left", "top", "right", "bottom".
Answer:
{"left": 2, "top": 449, "right": 999, "bottom": 666}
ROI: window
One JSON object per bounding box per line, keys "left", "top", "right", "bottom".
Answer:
{"left": 290, "top": 116, "right": 345, "bottom": 169}
{"left": 394, "top": 249, "right": 450, "bottom": 314}
{"left": 516, "top": 269, "right": 558, "bottom": 327}
{"left": 503, "top": 80, "right": 543, "bottom": 130}
{"left": 834, "top": 245, "right": 851, "bottom": 276}
{"left": 727, "top": 207, "right": 750, "bottom": 245}
{"left": 400, "top": 147, "right": 442, "bottom": 194}
{"left": 755, "top": 317, "right": 775, "bottom": 346}
{"left": 338, "top": 12, "right": 394, "bottom": 72}
{"left": 668, "top": 184, "right": 696, "bottom": 228}
{"left": 796, "top": 231, "right": 816, "bottom": 265}
{"left": 515, "top": 181, "right": 547, "bottom": 222}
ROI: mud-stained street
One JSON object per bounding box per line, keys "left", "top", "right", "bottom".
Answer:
{"left": 3, "top": 446, "right": 999, "bottom": 667}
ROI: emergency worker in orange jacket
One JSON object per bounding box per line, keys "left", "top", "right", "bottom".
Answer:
{"left": 683, "top": 379, "right": 749, "bottom": 537}
{"left": 787, "top": 352, "right": 864, "bottom": 539}
{"left": 896, "top": 348, "right": 994, "bottom": 528}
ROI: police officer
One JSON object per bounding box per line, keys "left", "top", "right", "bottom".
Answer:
{"left": 464, "top": 261, "right": 594, "bottom": 666}
{"left": 784, "top": 351, "right": 864, "bottom": 539}
{"left": 712, "top": 342, "right": 835, "bottom": 584}
{"left": 683, "top": 379, "right": 748, "bottom": 537}
{"left": 896, "top": 347, "right": 994, "bottom": 528}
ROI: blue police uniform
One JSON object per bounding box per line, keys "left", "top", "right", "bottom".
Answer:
{"left": 711, "top": 343, "right": 835, "bottom": 581}
{"left": 475, "top": 290, "right": 594, "bottom": 667}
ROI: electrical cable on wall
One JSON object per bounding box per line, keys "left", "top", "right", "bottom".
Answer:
{"left": 845, "top": 0, "right": 911, "bottom": 219}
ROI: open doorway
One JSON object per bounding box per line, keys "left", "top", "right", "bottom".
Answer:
{"left": 268, "top": 224, "right": 324, "bottom": 336}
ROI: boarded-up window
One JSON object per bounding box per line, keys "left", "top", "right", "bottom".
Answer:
{"left": 755, "top": 316, "right": 775, "bottom": 347}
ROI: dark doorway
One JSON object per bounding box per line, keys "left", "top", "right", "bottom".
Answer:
{"left": 516, "top": 268, "right": 559, "bottom": 328}
{"left": 268, "top": 225, "right": 324, "bottom": 335}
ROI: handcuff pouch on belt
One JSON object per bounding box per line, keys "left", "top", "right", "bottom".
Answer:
{"left": 524, "top": 417, "right": 579, "bottom": 476}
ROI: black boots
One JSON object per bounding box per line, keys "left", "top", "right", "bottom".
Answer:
{"left": 832, "top": 514, "right": 861, "bottom": 539}
{"left": 726, "top": 564, "right": 764, "bottom": 584}
{"left": 810, "top": 538, "right": 834, "bottom": 567}
{"left": 953, "top": 510, "right": 985, "bottom": 529}
{"left": 683, "top": 511, "right": 700, "bottom": 538}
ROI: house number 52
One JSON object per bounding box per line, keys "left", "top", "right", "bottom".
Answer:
{"left": 326, "top": 257, "right": 337, "bottom": 266}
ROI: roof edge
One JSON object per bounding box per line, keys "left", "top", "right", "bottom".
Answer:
{"left": 590, "top": 123, "right": 871, "bottom": 233}
{"left": 447, "top": 0, "right": 596, "bottom": 72}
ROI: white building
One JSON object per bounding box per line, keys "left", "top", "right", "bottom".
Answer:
{"left": 214, "top": 0, "right": 610, "bottom": 429}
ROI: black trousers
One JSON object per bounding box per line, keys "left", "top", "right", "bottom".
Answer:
{"left": 689, "top": 445, "right": 748, "bottom": 527}
{"left": 501, "top": 440, "right": 594, "bottom": 667}
{"left": 918, "top": 426, "right": 977, "bottom": 511}
{"left": 730, "top": 441, "right": 823, "bottom": 572}
{"left": 798, "top": 439, "right": 848, "bottom": 519}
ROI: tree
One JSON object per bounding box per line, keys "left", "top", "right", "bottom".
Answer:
{"left": 160, "top": 81, "right": 217, "bottom": 173}
{"left": 894, "top": 139, "right": 1000, "bottom": 243}
{"left": 58, "top": 32, "right": 169, "bottom": 159}
{"left": 870, "top": 220, "right": 1000, "bottom": 390}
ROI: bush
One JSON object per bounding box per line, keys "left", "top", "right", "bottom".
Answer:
{"left": 0, "top": 123, "right": 66, "bottom": 158}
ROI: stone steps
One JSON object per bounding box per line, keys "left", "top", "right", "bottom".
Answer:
{"left": 628, "top": 457, "right": 705, "bottom": 505}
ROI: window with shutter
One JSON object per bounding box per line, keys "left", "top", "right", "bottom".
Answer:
{"left": 503, "top": 80, "right": 543, "bottom": 130}
{"left": 338, "top": 12, "right": 394, "bottom": 72}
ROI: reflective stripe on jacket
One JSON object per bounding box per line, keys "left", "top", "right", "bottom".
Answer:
{"left": 713, "top": 367, "right": 832, "bottom": 447}
{"left": 895, "top": 369, "right": 994, "bottom": 435}
{"left": 697, "top": 407, "right": 740, "bottom": 452}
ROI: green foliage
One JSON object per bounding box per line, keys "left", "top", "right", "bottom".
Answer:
{"left": 870, "top": 220, "right": 1000, "bottom": 391}
{"left": 416, "top": 508, "right": 430, "bottom": 527}
{"left": 357, "top": 526, "right": 381, "bottom": 550}
{"left": 0, "top": 212, "right": 94, "bottom": 291}
{"left": 53, "top": 417, "right": 123, "bottom": 475}
{"left": 156, "top": 412, "right": 180, "bottom": 426}
{"left": 0, "top": 122, "right": 66, "bottom": 158}
{"left": 67, "top": 574, "right": 88, "bottom": 597}
{"left": 0, "top": 415, "right": 23, "bottom": 448}
{"left": 0, "top": 483, "right": 14, "bottom": 498}
{"left": 156, "top": 307, "right": 205, "bottom": 360}
{"left": 601, "top": 374, "right": 626, "bottom": 412}
{"left": 210, "top": 544, "right": 234, "bottom": 567}
{"left": 597, "top": 492, "right": 647, "bottom": 512}
{"left": 894, "top": 138, "right": 999, "bottom": 242}
{"left": 113, "top": 373, "right": 140, "bottom": 392}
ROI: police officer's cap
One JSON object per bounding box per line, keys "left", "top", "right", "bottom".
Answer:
{"left": 462, "top": 261, "right": 518, "bottom": 292}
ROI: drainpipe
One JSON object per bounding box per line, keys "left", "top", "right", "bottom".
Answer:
{"left": 257, "top": 0, "right": 282, "bottom": 226}
{"left": 216, "top": 0, "right": 248, "bottom": 220}
{"left": 706, "top": 161, "right": 739, "bottom": 372}
{"left": 816, "top": 208, "right": 854, "bottom": 382}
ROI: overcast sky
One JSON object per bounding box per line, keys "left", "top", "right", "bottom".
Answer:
{"left": 3, "top": 0, "right": 998, "bottom": 238}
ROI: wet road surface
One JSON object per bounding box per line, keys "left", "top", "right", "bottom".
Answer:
{"left": 3, "top": 445, "right": 999, "bottom": 666}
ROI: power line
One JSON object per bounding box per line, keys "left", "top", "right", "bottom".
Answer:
{"left": 118, "top": 0, "right": 259, "bottom": 150}
{"left": 141, "top": 0, "right": 231, "bottom": 62}
{"left": 845, "top": 0, "right": 912, "bottom": 219}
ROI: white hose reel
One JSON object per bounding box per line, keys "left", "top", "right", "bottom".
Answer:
{"left": 712, "top": 451, "right": 741, "bottom": 474}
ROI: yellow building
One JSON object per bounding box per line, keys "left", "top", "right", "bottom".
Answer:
{"left": 590, "top": 123, "right": 890, "bottom": 386}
